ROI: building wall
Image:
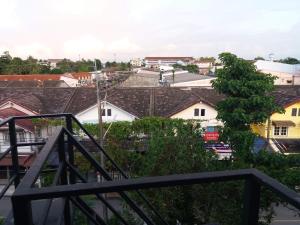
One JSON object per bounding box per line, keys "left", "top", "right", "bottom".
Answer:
{"left": 252, "top": 102, "right": 300, "bottom": 139}
{"left": 259, "top": 70, "right": 296, "bottom": 85}
{"left": 76, "top": 102, "right": 136, "bottom": 124}
{"left": 60, "top": 76, "right": 78, "bottom": 87}
{"left": 170, "top": 102, "right": 222, "bottom": 128}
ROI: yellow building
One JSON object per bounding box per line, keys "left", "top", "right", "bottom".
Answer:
{"left": 252, "top": 99, "right": 300, "bottom": 139}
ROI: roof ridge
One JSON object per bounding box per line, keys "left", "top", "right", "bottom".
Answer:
{"left": 63, "top": 88, "right": 78, "bottom": 113}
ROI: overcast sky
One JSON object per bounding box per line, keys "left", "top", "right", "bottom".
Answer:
{"left": 0, "top": 0, "right": 300, "bottom": 61}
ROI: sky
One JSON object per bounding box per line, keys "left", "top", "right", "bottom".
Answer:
{"left": 0, "top": 0, "right": 300, "bottom": 61}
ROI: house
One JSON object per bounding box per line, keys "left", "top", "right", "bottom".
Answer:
{"left": 194, "top": 59, "right": 215, "bottom": 75}
{"left": 47, "top": 59, "right": 63, "bottom": 69}
{"left": 167, "top": 88, "right": 224, "bottom": 128}
{"left": 255, "top": 60, "right": 300, "bottom": 85}
{"left": 144, "top": 57, "right": 194, "bottom": 68}
{"left": 0, "top": 102, "right": 38, "bottom": 176}
{"left": 130, "top": 58, "right": 143, "bottom": 67}
{"left": 76, "top": 101, "right": 137, "bottom": 123}
{"left": 251, "top": 89, "right": 300, "bottom": 153}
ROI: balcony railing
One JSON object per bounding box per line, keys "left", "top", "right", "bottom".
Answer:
{"left": 0, "top": 114, "right": 298, "bottom": 225}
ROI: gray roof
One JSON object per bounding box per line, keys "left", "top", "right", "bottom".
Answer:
{"left": 122, "top": 72, "right": 213, "bottom": 87}
{"left": 164, "top": 73, "right": 213, "bottom": 83}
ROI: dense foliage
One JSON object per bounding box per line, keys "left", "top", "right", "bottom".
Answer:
{"left": 173, "top": 63, "right": 199, "bottom": 74}
{"left": 278, "top": 57, "right": 300, "bottom": 65}
{"left": 0, "top": 51, "right": 103, "bottom": 74}
{"left": 72, "top": 118, "right": 300, "bottom": 225}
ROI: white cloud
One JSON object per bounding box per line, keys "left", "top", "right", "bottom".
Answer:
{"left": 164, "top": 44, "right": 177, "bottom": 51}
{"left": 63, "top": 35, "right": 104, "bottom": 58}
{"left": 13, "top": 43, "right": 53, "bottom": 59}
{"left": 107, "top": 38, "right": 141, "bottom": 53}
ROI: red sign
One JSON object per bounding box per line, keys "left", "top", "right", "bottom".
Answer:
{"left": 204, "top": 132, "right": 219, "bottom": 141}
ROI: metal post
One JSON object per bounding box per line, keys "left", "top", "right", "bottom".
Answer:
{"left": 12, "top": 196, "right": 33, "bottom": 225}
{"left": 242, "top": 177, "right": 261, "bottom": 225}
{"left": 9, "top": 119, "right": 20, "bottom": 187}
{"left": 58, "top": 133, "right": 72, "bottom": 225}
{"left": 65, "top": 115, "right": 75, "bottom": 184}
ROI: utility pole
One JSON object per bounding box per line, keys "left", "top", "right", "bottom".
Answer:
{"left": 94, "top": 60, "right": 108, "bottom": 221}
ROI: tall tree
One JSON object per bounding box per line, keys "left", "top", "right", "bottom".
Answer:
{"left": 212, "top": 52, "right": 282, "bottom": 158}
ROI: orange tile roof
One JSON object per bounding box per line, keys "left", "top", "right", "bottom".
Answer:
{"left": 71, "top": 72, "right": 91, "bottom": 79}
{"left": 0, "top": 74, "right": 61, "bottom": 81}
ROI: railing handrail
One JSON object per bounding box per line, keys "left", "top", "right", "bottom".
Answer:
{"left": 4, "top": 113, "right": 300, "bottom": 225}
{"left": 0, "top": 113, "right": 72, "bottom": 128}
{"left": 12, "top": 168, "right": 300, "bottom": 209}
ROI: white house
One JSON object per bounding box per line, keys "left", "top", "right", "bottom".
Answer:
{"left": 75, "top": 101, "right": 137, "bottom": 124}
{"left": 170, "top": 101, "right": 222, "bottom": 128}
{"left": 144, "top": 57, "right": 194, "bottom": 68}
{"left": 0, "top": 102, "right": 37, "bottom": 153}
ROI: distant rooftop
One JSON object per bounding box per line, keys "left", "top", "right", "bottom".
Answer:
{"left": 255, "top": 60, "right": 300, "bottom": 74}
{"left": 145, "top": 56, "right": 194, "bottom": 61}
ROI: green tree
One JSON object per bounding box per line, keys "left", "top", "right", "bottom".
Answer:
{"left": 212, "top": 52, "right": 282, "bottom": 158}
{"left": 254, "top": 56, "right": 265, "bottom": 60}
{"left": 279, "top": 57, "right": 300, "bottom": 65}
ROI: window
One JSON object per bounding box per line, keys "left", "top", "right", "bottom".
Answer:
{"left": 298, "top": 109, "right": 300, "bottom": 116}
{"left": 194, "top": 108, "right": 199, "bottom": 116}
{"left": 206, "top": 126, "right": 216, "bottom": 132}
{"left": 281, "top": 127, "right": 287, "bottom": 136}
{"left": 274, "top": 127, "right": 288, "bottom": 136}
{"left": 274, "top": 127, "right": 280, "bottom": 136}
{"left": 107, "top": 109, "right": 111, "bottom": 116}
{"left": 3, "top": 132, "right": 9, "bottom": 144}
{"left": 18, "top": 132, "right": 26, "bottom": 143}
{"left": 101, "top": 109, "right": 105, "bottom": 116}
{"left": 292, "top": 108, "right": 297, "bottom": 116}
{"left": 201, "top": 109, "right": 206, "bottom": 116}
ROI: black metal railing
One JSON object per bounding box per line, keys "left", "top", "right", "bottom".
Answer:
{"left": 0, "top": 114, "right": 170, "bottom": 225}
{"left": 0, "top": 114, "right": 299, "bottom": 225}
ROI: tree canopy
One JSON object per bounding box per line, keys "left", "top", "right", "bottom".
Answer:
{"left": 0, "top": 51, "right": 103, "bottom": 74}
{"left": 212, "top": 52, "right": 282, "bottom": 157}
{"left": 278, "top": 57, "right": 300, "bottom": 65}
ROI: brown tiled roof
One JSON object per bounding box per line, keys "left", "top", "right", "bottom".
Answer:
{"left": 0, "top": 108, "right": 34, "bottom": 132}
{"left": 0, "top": 88, "right": 76, "bottom": 114}
{"left": 65, "top": 88, "right": 98, "bottom": 114}
{"left": 107, "top": 88, "right": 151, "bottom": 117}
{"left": 274, "top": 85, "right": 300, "bottom": 97}
{"left": 0, "top": 86, "right": 298, "bottom": 120}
